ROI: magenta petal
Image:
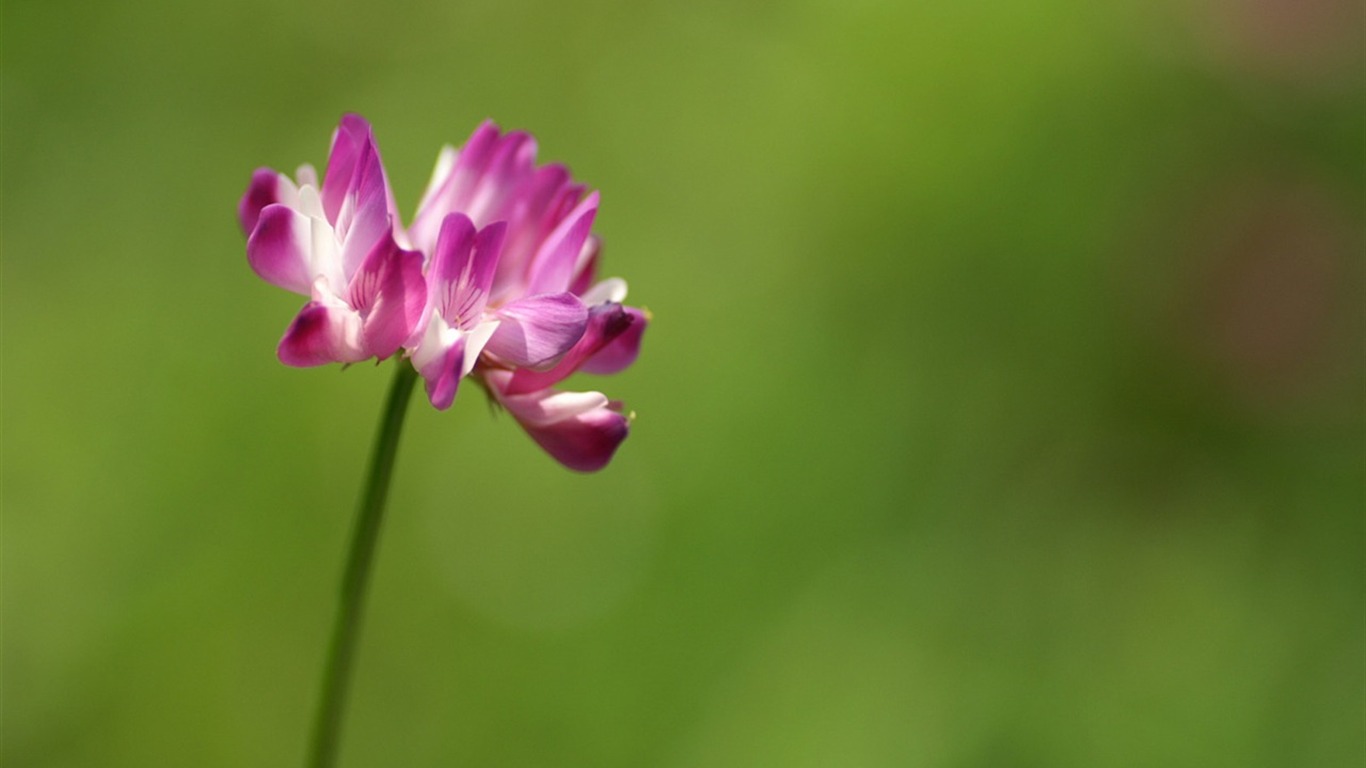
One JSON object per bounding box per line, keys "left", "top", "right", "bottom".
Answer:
{"left": 503, "top": 303, "right": 633, "bottom": 395}
{"left": 523, "top": 404, "right": 629, "bottom": 472}
{"left": 469, "top": 223, "right": 507, "bottom": 318}
{"left": 239, "top": 168, "right": 281, "bottom": 235}
{"left": 350, "top": 236, "right": 426, "bottom": 359}
{"left": 246, "top": 204, "right": 313, "bottom": 295}
{"left": 580, "top": 305, "right": 647, "bottom": 375}
{"left": 428, "top": 213, "right": 476, "bottom": 304}
{"left": 277, "top": 302, "right": 364, "bottom": 367}
{"left": 410, "top": 146, "right": 457, "bottom": 253}
{"left": 525, "top": 192, "right": 598, "bottom": 296}
{"left": 463, "top": 130, "right": 536, "bottom": 224}
{"left": 412, "top": 122, "right": 500, "bottom": 236}
{"left": 421, "top": 335, "right": 466, "bottom": 411}
{"left": 321, "top": 114, "right": 371, "bottom": 224}
{"left": 567, "top": 235, "right": 601, "bottom": 297}
{"left": 429, "top": 214, "right": 505, "bottom": 328}
{"left": 448, "top": 121, "right": 502, "bottom": 203}
{"left": 339, "top": 154, "right": 392, "bottom": 280}
{"left": 485, "top": 293, "right": 588, "bottom": 369}
{"left": 488, "top": 376, "right": 629, "bottom": 472}
{"left": 320, "top": 115, "right": 394, "bottom": 281}
{"left": 494, "top": 164, "right": 574, "bottom": 283}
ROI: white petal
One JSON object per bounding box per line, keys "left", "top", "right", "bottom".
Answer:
{"left": 581, "top": 277, "right": 628, "bottom": 306}
{"left": 461, "top": 318, "right": 501, "bottom": 377}
{"left": 502, "top": 388, "right": 610, "bottom": 427}
{"left": 295, "top": 163, "right": 320, "bottom": 190}
{"left": 409, "top": 311, "right": 458, "bottom": 373}
{"left": 296, "top": 183, "right": 326, "bottom": 219}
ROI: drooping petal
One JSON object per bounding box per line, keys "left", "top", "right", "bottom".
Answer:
{"left": 503, "top": 302, "right": 633, "bottom": 395}
{"left": 525, "top": 192, "right": 599, "bottom": 296}
{"left": 277, "top": 301, "right": 367, "bottom": 367}
{"left": 484, "top": 293, "right": 588, "bottom": 369}
{"left": 581, "top": 305, "right": 648, "bottom": 375}
{"left": 527, "top": 401, "right": 628, "bottom": 472}
{"left": 246, "top": 204, "right": 315, "bottom": 295}
{"left": 499, "top": 386, "right": 608, "bottom": 425}
{"left": 487, "top": 372, "right": 629, "bottom": 472}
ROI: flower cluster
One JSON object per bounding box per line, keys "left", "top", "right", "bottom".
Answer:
{"left": 239, "top": 115, "right": 646, "bottom": 472}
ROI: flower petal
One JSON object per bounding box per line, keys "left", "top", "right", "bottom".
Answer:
{"left": 246, "top": 204, "right": 314, "bottom": 295}
{"left": 503, "top": 302, "right": 633, "bottom": 395}
{"left": 525, "top": 403, "right": 627, "bottom": 472}
{"left": 461, "top": 318, "right": 500, "bottom": 376}
{"left": 580, "top": 305, "right": 648, "bottom": 375}
{"left": 321, "top": 114, "right": 396, "bottom": 281}
{"left": 410, "top": 314, "right": 499, "bottom": 409}
{"left": 412, "top": 145, "right": 457, "bottom": 236}
{"left": 445, "top": 120, "right": 502, "bottom": 205}
{"left": 409, "top": 121, "right": 502, "bottom": 252}
{"left": 277, "top": 301, "right": 367, "bottom": 367}
{"left": 427, "top": 213, "right": 475, "bottom": 317}
{"left": 240, "top": 168, "right": 287, "bottom": 235}
{"left": 487, "top": 372, "right": 629, "bottom": 472}
{"left": 420, "top": 333, "right": 466, "bottom": 411}
{"left": 428, "top": 214, "right": 505, "bottom": 329}
{"left": 463, "top": 130, "right": 537, "bottom": 226}
{"left": 580, "top": 276, "right": 628, "bottom": 306}
{"left": 320, "top": 114, "right": 370, "bottom": 224}
{"left": 567, "top": 235, "right": 602, "bottom": 297}
{"left": 347, "top": 235, "right": 426, "bottom": 360}
{"left": 493, "top": 164, "right": 576, "bottom": 289}
{"left": 484, "top": 293, "right": 588, "bottom": 369}
{"left": 525, "top": 191, "right": 599, "bottom": 296}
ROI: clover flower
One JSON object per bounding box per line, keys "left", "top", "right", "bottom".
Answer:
{"left": 240, "top": 115, "right": 646, "bottom": 471}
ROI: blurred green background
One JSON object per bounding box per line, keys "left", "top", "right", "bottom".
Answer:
{"left": 4, "top": 0, "right": 1363, "bottom": 765}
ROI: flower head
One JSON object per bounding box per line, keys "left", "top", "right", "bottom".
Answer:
{"left": 402, "top": 121, "right": 647, "bottom": 471}
{"left": 241, "top": 115, "right": 646, "bottom": 471}
{"left": 239, "top": 115, "right": 425, "bottom": 365}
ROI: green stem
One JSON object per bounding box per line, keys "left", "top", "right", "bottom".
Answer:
{"left": 308, "top": 360, "right": 419, "bottom": 768}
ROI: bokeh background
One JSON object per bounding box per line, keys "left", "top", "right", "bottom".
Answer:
{"left": 4, "top": 0, "right": 1362, "bottom": 765}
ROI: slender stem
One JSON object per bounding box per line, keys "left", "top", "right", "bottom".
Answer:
{"left": 308, "top": 360, "right": 419, "bottom": 768}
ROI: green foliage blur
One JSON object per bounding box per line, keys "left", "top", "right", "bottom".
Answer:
{"left": 4, "top": 0, "right": 1362, "bottom": 765}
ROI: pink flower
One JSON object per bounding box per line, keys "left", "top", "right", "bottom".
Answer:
{"left": 241, "top": 116, "right": 646, "bottom": 471}
{"left": 239, "top": 115, "right": 424, "bottom": 366}
{"left": 405, "top": 122, "right": 647, "bottom": 472}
